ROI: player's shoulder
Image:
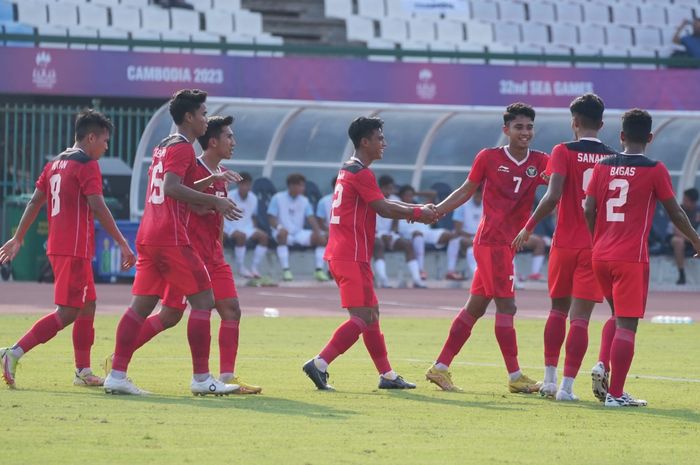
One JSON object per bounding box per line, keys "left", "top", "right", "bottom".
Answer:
{"left": 598, "top": 153, "right": 658, "bottom": 168}
{"left": 158, "top": 134, "right": 189, "bottom": 149}
{"left": 56, "top": 148, "right": 93, "bottom": 165}
{"left": 563, "top": 139, "right": 617, "bottom": 156}
{"left": 529, "top": 149, "right": 549, "bottom": 160}
{"left": 477, "top": 146, "right": 503, "bottom": 157}
{"left": 340, "top": 159, "right": 369, "bottom": 175}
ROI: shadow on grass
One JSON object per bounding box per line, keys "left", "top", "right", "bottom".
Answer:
{"left": 537, "top": 397, "right": 700, "bottom": 423}
{"left": 379, "top": 390, "right": 527, "bottom": 411}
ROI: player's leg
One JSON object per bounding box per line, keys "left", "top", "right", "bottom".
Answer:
{"left": 72, "top": 299, "right": 105, "bottom": 387}
{"left": 275, "top": 227, "right": 292, "bottom": 281}
{"left": 411, "top": 232, "right": 426, "bottom": 280}
{"left": 670, "top": 235, "right": 687, "bottom": 284}
{"left": 250, "top": 229, "right": 269, "bottom": 278}
{"left": 136, "top": 305, "right": 185, "bottom": 351}
{"left": 445, "top": 233, "right": 465, "bottom": 280}
{"left": 232, "top": 230, "right": 252, "bottom": 278}
{"left": 591, "top": 260, "right": 615, "bottom": 401}
{"left": 492, "top": 297, "right": 539, "bottom": 393}
{"left": 395, "top": 236, "right": 425, "bottom": 288}
{"left": 524, "top": 234, "right": 546, "bottom": 281}
{"left": 373, "top": 238, "right": 390, "bottom": 288}
{"left": 309, "top": 229, "right": 330, "bottom": 281}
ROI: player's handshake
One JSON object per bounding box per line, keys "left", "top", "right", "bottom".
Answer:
{"left": 416, "top": 204, "right": 442, "bottom": 225}
{"left": 214, "top": 196, "right": 243, "bottom": 221}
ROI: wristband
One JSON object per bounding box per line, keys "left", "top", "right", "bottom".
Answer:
{"left": 524, "top": 216, "right": 537, "bottom": 232}
{"left": 412, "top": 207, "right": 422, "bottom": 221}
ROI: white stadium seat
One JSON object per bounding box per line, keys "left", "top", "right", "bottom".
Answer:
{"left": 666, "top": 5, "right": 695, "bottom": 28}
{"left": 189, "top": 0, "right": 213, "bottom": 11}
{"left": 407, "top": 18, "right": 435, "bottom": 42}
{"left": 556, "top": 3, "right": 583, "bottom": 24}
{"left": 572, "top": 44, "right": 603, "bottom": 68}
{"left": 357, "top": 0, "right": 385, "bottom": 20}
{"left": 161, "top": 31, "right": 188, "bottom": 53}
{"left": 254, "top": 33, "right": 284, "bottom": 57}
{"left": 37, "top": 24, "right": 68, "bottom": 48}
{"left": 131, "top": 30, "right": 162, "bottom": 52}
{"left": 225, "top": 33, "right": 255, "bottom": 56}
{"left": 521, "top": 22, "right": 549, "bottom": 46}
{"left": 430, "top": 41, "right": 458, "bottom": 63}
{"left": 639, "top": 4, "right": 667, "bottom": 29}
{"left": 635, "top": 26, "right": 662, "bottom": 50}
{"left": 212, "top": 0, "right": 241, "bottom": 10}
{"left": 48, "top": 3, "right": 79, "bottom": 28}
{"left": 141, "top": 7, "right": 171, "bottom": 33}
{"left": 487, "top": 42, "right": 516, "bottom": 66}
{"left": 17, "top": 0, "right": 49, "bottom": 27}
{"left": 493, "top": 22, "right": 521, "bottom": 46}
{"left": 91, "top": 0, "right": 120, "bottom": 6}
{"left": 385, "top": 0, "right": 412, "bottom": 19}
{"left": 436, "top": 20, "right": 464, "bottom": 43}
{"left": 628, "top": 47, "right": 657, "bottom": 70}
{"left": 515, "top": 44, "right": 544, "bottom": 66}
{"left": 78, "top": 4, "right": 109, "bottom": 30}
{"left": 399, "top": 40, "right": 429, "bottom": 63}
{"left": 527, "top": 2, "right": 556, "bottom": 24}
{"left": 190, "top": 31, "right": 222, "bottom": 55}
{"left": 171, "top": 8, "right": 201, "bottom": 34}
{"left": 121, "top": 0, "right": 149, "bottom": 7}
{"left": 578, "top": 23, "right": 606, "bottom": 48}
{"left": 111, "top": 6, "right": 141, "bottom": 32}
{"left": 600, "top": 45, "right": 628, "bottom": 68}
{"left": 379, "top": 17, "right": 408, "bottom": 42}
{"left": 465, "top": 20, "right": 493, "bottom": 45}
{"left": 68, "top": 27, "right": 99, "bottom": 50}
{"left": 471, "top": 1, "right": 499, "bottom": 22}
{"left": 98, "top": 28, "right": 129, "bottom": 51}
{"left": 611, "top": 3, "right": 639, "bottom": 27}
{"left": 324, "top": 0, "right": 352, "bottom": 20}
{"left": 542, "top": 44, "right": 572, "bottom": 68}
{"left": 550, "top": 23, "right": 579, "bottom": 48}
{"left": 498, "top": 1, "right": 526, "bottom": 22}
{"left": 205, "top": 10, "right": 234, "bottom": 36}
{"left": 456, "top": 42, "right": 486, "bottom": 64}
{"left": 366, "top": 38, "right": 397, "bottom": 62}
{"left": 233, "top": 10, "right": 263, "bottom": 36}
{"left": 606, "top": 25, "right": 633, "bottom": 48}
{"left": 345, "top": 15, "right": 374, "bottom": 42}
{"left": 581, "top": 3, "right": 610, "bottom": 25}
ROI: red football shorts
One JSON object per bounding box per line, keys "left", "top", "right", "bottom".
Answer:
{"left": 49, "top": 255, "right": 96, "bottom": 309}
{"left": 592, "top": 260, "right": 649, "bottom": 318}
{"left": 548, "top": 246, "right": 603, "bottom": 302}
{"left": 470, "top": 244, "right": 515, "bottom": 298}
{"left": 329, "top": 260, "right": 378, "bottom": 308}
{"left": 162, "top": 260, "right": 238, "bottom": 311}
{"left": 132, "top": 244, "right": 212, "bottom": 299}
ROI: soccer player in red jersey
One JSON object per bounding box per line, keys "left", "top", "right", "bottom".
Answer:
{"left": 117, "top": 115, "right": 261, "bottom": 394}
{"left": 584, "top": 109, "right": 700, "bottom": 407}
{"left": 512, "top": 93, "right": 616, "bottom": 401}
{"left": 425, "top": 103, "right": 548, "bottom": 394}
{"left": 302, "top": 116, "right": 438, "bottom": 390}
{"left": 103, "top": 90, "right": 242, "bottom": 396}
{"left": 0, "top": 110, "right": 136, "bottom": 389}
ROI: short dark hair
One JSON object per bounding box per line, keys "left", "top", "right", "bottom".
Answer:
{"left": 621, "top": 108, "right": 652, "bottom": 144}
{"left": 239, "top": 172, "right": 252, "bottom": 183}
{"left": 570, "top": 93, "right": 605, "bottom": 130}
{"left": 286, "top": 173, "right": 306, "bottom": 186}
{"left": 348, "top": 117, "right": 384, "bottom": 149}
{"left": 684, "top": 188, "right": 699, "bottom": 203}
{"left": 378, "top": 175, "right": 394, "bottom": 188}
{"left": 75, "top": 109, "right": 113, "bottom": 141}
{"left": 398, "top": 184, "right": 415, "bottom": 198}
{"left": 503, "top": 102, "right": 535, "bottom": 125}
{"left": 197, "top": 115, "right": 234, "bottom": 149}
{"left": 169, "top": 89, "right": 207, "bottom": 125}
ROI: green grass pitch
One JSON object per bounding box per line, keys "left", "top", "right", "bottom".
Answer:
{"left": 1, "top": 314, "right": 699, "bottom": 465}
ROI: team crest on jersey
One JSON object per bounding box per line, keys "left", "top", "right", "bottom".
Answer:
{"left": 525, "top": 166, "right": 538, "bottom": 178}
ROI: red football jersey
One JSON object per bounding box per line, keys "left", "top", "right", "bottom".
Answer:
{"left": 136, "top": 134, "right": 196, "bottom": 247}
{"left": 35, "top": 148, "right": 103, "bottom": 259}
{"left": 324, "top": 159, "right": 385, "bottom": 263}
{"left": 586, "top": 154, "right": 675, "bottom": 263}
{"left": 547, "top": 138, "right": 617, "bottom": 249}
{"left": 187, "top": 158, "right": 227, "bottom": 264}
{"left": 468, "top": 147, "right": 549, "bottom": 246}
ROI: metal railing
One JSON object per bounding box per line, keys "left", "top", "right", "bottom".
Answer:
{"left": 0, "top": 102, "right": 157, "bottom": 199}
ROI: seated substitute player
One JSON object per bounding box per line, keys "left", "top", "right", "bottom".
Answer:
{"left": 513, "top": 93, "right": 615, "bottom": 400}
{"left": 668, "top": 187, "right": 700, "bottom": 285}
{"left": 267, "top": 173, "right": 329, "bottom": 282}
{"left": 106, "top": 116, "right": 261, "bottom": 394}
{"left": 397, "top": 184, "right": 459, "bottom": 283}
{"left": 315, "top": 176, "right": 337, "bottom": 231}
{"left": 0, "top": 110, "right": 136, "bottom": 389}
{"left": 302, "top": 116, "right": 439, "bottom": 390}
{"left": 425, "top": 103, "right": 549, "bottom": 394}
{"left": 446, "top": 186, "right": 483, "bottom": 279}
{"left": 584, "top": 109, "right": 700, "bottom": 407}
{"left": 373, "top": 175, "right": 426, "bottom": 288}
{"left": 103, "top": 89, "right": 242, "bottom": 396}
{"left": 224, "top": 172, "right": 269, "bottom": 279}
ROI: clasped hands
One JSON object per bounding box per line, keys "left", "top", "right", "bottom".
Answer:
{"left": 410, "top": 204, "right": 443, "bottom": 225}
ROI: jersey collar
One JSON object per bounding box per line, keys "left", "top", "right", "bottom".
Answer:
{"left": 197, "top": 155, "right": 221, "bottom": 174}
{"left": 503, "top": 146, "right": 530, "bottom": 166}
{"left": 579, "top": 137, "right": 602, "bottom": 143}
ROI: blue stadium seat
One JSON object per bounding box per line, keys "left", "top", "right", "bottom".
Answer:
{"left": 430, "top": 181, "right": 454, "bottom": 230}
{"left": 252, "top": 176, "right": 276, "bottom": 235}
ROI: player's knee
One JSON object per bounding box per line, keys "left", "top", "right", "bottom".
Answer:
{"left": 258, "top": 231, "right": 269, "bottom": 246}
{"left": 57, "top": 306, "right": 80, "bottom": 326}
{"left": 159, "top": 309, "right": 183, "bottom": 328}
{"left": 80, "top": 300, "right": 96, "bottom": 317}
{"left": 219, "top": 300, "right": 241, "bottom": 321}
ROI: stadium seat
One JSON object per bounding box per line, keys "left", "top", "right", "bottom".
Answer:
{"left": 324, "top": 0, "right": 352, "bottom": 20}
{"left": 611, "top": 3, "right": 639, "bottom": 27}
{"left": 635, "top": 26, "right": 662, "bottom": 50}
{"left": 366, "top": 38, "right": 397, "bottom": 62}
{"left": 599, "top": 45, "right": 628, "bottom": 68}
{"left": 141, "top": 7, "right": 171, "bottom": 33}
{"left": 550, "top": 23, "right": 579, "bottom": 48}
{"left": 435, "top": 20, "right": 464, "bottom": 43}
{"left": 254, "top": 33, "right": 284, "bottom": 57}
{"left": 494, "top": 21, "right": 521, "bottom": 46}
{"left": 121, "top": 0, "right": 149, "bottom": 7}
{"left": 224, "top": 33, "right": 255, "bottom": 56}
{"left": 555, "top": 3, "right": 583, "bottom": 24}
{"left": 110, "top": 6, "right": 141, "bottom": 32}
{"left": 2, "top": 21, "right": 34, "bottom": 47}
{"left": 464, "top": 20, "right": 493, "bottom": 45}
{"left": 521, "top": 22, "right": 549, "bottom": 47}
{"left": 357, "top": 0, "right": 385, "bottom": 20}
{"left": 430, "top": 41, "right": 458, "bottom": 63}
{"left": 578, "top": 23, "right": 606, "bottom": 48}
{"left": 91, "top": 0, "right": 120, "bottom": 6}
{"left": 212, "top": 0, "right": 241, "bottom": 11}
{"left": 345, "top": 15, "right": 374, "bottom": 42}
{"left": 171, "top": 8, "right": 201, "bottom": 34}
{"left": 78, "top": 3, "right": 109, "bottom": 30}
{"left": 666, "top": 5, "right": 695, "bottom": 29}
{"left": 407, "top": 18, "right": 435, "bottom": 42}
{"left": 161, "top": 30, "right": 186, "bottom": 53}
{"left": 36, "top": 24, "right": 68, "bottom": 48}
{"left": 379, "top": 17, "right": 407, "bottom": 42}
{"left": 515, "top": 43, "right": 544, "bottom": 66}
{"left": 606, "top": 25, "right": 633, "bottom": 48}
{"left": 189, "top": 0, "right": 213, "bottom": 11}
{"left": 581, "top": 3, "right": 610, "bottom": 25}
{"left": 527, "top": 2, "right": 556, "bottom": 23}
{"left": 572, "top": 44, "right": 603, "bottom": 68}
{"left": 190, "top": 31, "right": 222, "bottom": 55}
{"left": 487, "top": 42, "right": 516, "bottom": 65}
{"left": 16, "top": 1, "right": 49, "bottom": 27}
{"left": 205, "top": 10, "right": 234, "bottom": 36}
{"left": 233, "top": 10, "right": 263, "bottom": 36}
{"left": 252, "top": 177, "right": 277, "bottom": 235}
{"left": 385, "top": 0, "right": 412, "bottom": 19}
{"left": 400, "top": 40, "right": 430, "bottom": 62}
{"left": 639, "top": 4, "right": 666, "bottom": 29}
{"left": 629, "top": 47, "right": 657, "bottom": 70}
{"left": 48, "top": 3, "right": 79, "bottom": 29}
{"left": 498, "top": 0, "right": 526, "bottom": 22}
{"left": 471, "top": 0, "right": 498, "bottom": 22}
{"left": 98, "top": 28, "right": 130, "bottom": 51}
{"left": 131, "top": 30, "right": 162, "bottom": 52}
{"left": 68, "top": 27, "right": 99, "bottom": 50}
{"left": 456, "top": 42, "right": 487, "bottom": 64}
{"left": 542, "top": 44, "right": 572, "bottom": 67}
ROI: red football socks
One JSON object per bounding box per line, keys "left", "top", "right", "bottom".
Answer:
{"left": 609, "top": 327, "right": 636, "bottom": 397}
{"left": 318, "top": 316, "right": 366, "bottom": 364}
{"left": 495, "top": 313, "right": 519, "bottom": 374}
{"left": 17, "top": 311, "right": 65, "bottom": 354}
{"left": 543, "top": 309, "right": 567, "bottom": 367}
{"left": 563, "top": 318, "right": 589, "bottom": 378}
{"left": 187, "top": 309, "right": 212, "bottom": 376}
{"left": 436, "top": 310, "right": 477, "bottom": 366}
{"left": 133, "top": 314, "right": 166, "bottom": 351}
{"left": 72, "top": 314, "right": 95, "bottom": 370}
{"left": 362, "top": 321, "right": 391, "bottom": 374}
{"left": 219, "top": 319, "right": 240, "bottom": 375}
{"left": 112, "top": 307, "right": 146, "bottom": 372}
{"left": 598, "top": 316, "right": 616, "bottom": 371}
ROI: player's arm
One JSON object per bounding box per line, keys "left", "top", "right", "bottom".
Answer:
{"left": 193, "top": 170, "right": 242, "bottom": 192}
{"left": 583, "top": 195, "right": 597, "bottom": 236}
{"left": 163, "top": 172, "right": 242, "bottom": 220}
{"left": 370, "top": 198, "right": 438, "bottom": 223}
{"left": 512, "top": 173, "right": 564, "bottom": 250}
{"left": 0, "top": 188, "right": 45, "bottom": 263}
{"left": 87, "top": 195, "right": 136, "bottom": 270}
{"left": 316, "top": 215, "right": 328, "bottom": 232}
{"left": 661, "top": 198, "right": 700, "bottom": 255}
{"left": 673, "top": 19, "right": 690, "bottom": 45}
{"left": 435, "top": 179, "right": 479, "bottom": 216}
{"left": 307, "top": 215, "right": 323, "bottom": 235}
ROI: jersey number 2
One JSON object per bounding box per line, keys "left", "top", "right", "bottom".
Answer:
{"left": 606, "top": 179, "right": 629, "bottom": 222}
{"left": 149, "top": 161, "right": 165, "bottom": 205}
{"left": 49, "top": 174, "right": 61, "bottom": 217}
{"left": 329, "top": 183, "right": 344, "bottom": 225}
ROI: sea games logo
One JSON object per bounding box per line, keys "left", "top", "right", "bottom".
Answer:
{"left": 416, "top": 68, "right": 437, "bottom": 101}
{"left": 32, "top": 51, "right": 57, "bottom": 90}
